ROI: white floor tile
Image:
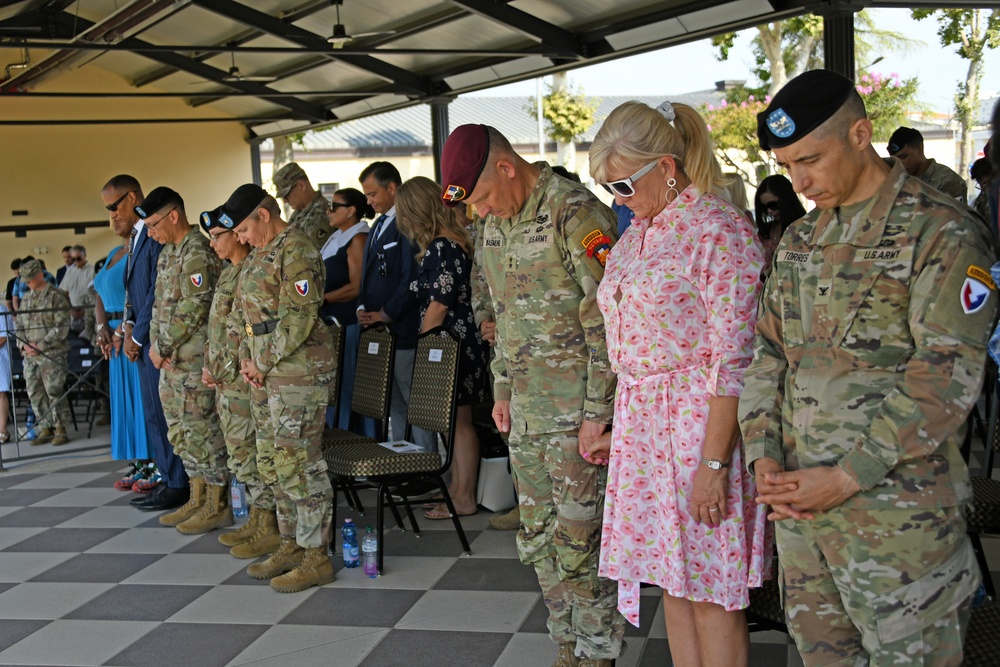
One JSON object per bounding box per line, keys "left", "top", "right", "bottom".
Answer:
{"left": 226, "top": 625, "right": 389, "bottom": 667}
{"left": 0, "top": 526, "right": 47, "bottom": 551}
{"left": 121, "top": 554, "right": 249, "bottom": 585}
{"left": 396, "top": 590, "right": 539, "bottom": 633}
{"left": 7, "top": 472, "right": 108, "bottom": 489}
{"left": 468, "top": 530, "right": 520, "bottom": 559}
{"left": 0, "top": 552, "right": 75, "bottom": 583}
{"left": 0, "top": 619, "right": 157, "bottom": 665}
{"left": 30, "top": 487, "right": 124, "bottom": 507}
{"left": 167, "top": 585, "right": 318, "bottom": 625}
{"left": 332, "top": 556, "right": 457, "bottom": 590}
{"left": 56, "top": 506, "right": 157, "bottom": 529}
{"left": 84, "top": 527, "right": 200, "bottom": 554}
{"left": 0, "top": 582, "right": 114, "bottom": 619}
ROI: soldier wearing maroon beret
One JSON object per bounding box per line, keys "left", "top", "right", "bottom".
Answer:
{"left": 441, "top": 124, "right": 624, "bottom": 666}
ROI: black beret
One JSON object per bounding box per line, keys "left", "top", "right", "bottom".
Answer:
{"left": 757, "top": 69, "right": 856, "bottom": 151}
{"left": 887, "top": 126, "right": 923, "bottom": 155}
{"left": 199, "top": 206, "right": 232, "bottom": 232}
{"left": 440, "top": 124, "right": 490, "bottom": 208}
{"left": 220, "top": 184, "right": 268, "bottom": 228}
{"left": 134, "top": 186, "right": 182, "bottom": 219}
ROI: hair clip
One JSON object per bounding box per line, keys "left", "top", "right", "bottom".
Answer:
{"left": 656, "top": 101, "right": 676, "bottom": 127}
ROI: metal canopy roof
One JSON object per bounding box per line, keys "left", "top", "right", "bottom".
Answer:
{"left": 0, "top": 0, "right": 994, "bottom": 142}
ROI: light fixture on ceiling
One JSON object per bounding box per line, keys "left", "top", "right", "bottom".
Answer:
{"left": 327, "top": 0, "right": 396, "bottom": 49}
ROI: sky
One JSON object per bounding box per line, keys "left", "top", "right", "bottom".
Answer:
{"left": 464, "top": 8, "right": 1000, "bottom": 118}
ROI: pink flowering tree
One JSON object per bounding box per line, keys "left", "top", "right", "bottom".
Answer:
{"left": 704, "top": 72, "right": 918, "bottom": 186}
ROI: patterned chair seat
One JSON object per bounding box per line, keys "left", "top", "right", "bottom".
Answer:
{"left": 965, "top": 603, "right": 1000, "bottom": 666}
{"left": 746, "top": 561, "right": 786, "bottom": 633}
{"left": 325, "top": 441, "right": 442, "bottom": 478}
{"left": 968, "top": 476, "right": 1000, "bottom": 533}
{"left": 321, "top": 429, "right": 375, "bottom": 449}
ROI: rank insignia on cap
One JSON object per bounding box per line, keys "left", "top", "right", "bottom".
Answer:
{"left": 582, "top": 230, "right": 612, "bottom": 267}
{"left": 219, "top": 213, "right": 234, "bottom": 229}
{"left": 443, "top": 184, "right": 467, "bottom": 202}
{"left": 294, "top": 279, "right": 309, "bottom": 296}
{"left": 961, "top": 276, "right": 991, "bottom": 314}
{"left": 767, "top": 108, "right": 796, "bottom": 139}
{"left": 135, "top": 206, "right": 148, "bottom": 219}
{"left": 200, "top": 212, "right": 211, "bottom": 229}
{"left": 190, "top": 273, "right": 203, "bottom": 288}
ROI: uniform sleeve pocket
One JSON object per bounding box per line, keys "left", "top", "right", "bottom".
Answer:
{"left": 873, "top": 541, "right": 979, "bottom": 644}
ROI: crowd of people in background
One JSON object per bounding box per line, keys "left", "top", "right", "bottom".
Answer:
{"left": 4, "top": 66, "right": 999, "bottom": 666}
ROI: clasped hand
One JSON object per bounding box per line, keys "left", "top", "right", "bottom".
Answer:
{"left": 240, "top": 358, "right": 264, "bottom": 388}
{"left": 753, "top": 457, "right": 861, "bottom": 521}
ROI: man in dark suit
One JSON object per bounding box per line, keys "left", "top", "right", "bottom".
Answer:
{"left": 55, "top": 246, "right": 72, "bottom": 285}
{"left": 357, "top": 162, "right": 435, "bottom": 452}
{"left": 100, "top": 175, "right": 189, "bottom": 511}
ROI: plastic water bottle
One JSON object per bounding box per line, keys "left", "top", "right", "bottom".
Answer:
{"left": 342, "top": 519, "right": 359, "bottom": 568}
{"left": 972, "top": 582, "right": 988, "bottom": 608}
{"left": 362, "top": 526, "right": 378, "bottom": 578}
{"left": 230, "top": 478, "right": 248, "bottom": 518}
{"left": 25, "top": 411, "right": 35, "bottom": 441}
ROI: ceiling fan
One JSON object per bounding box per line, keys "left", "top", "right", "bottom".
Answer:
{"left": 220, "top": 50, "right": 275, "bottom": 82}
{"left": 327, "top": 0, "right": 396, "bottom": 49}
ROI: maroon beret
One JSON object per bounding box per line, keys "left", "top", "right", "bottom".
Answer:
{"left": 440, "top": 124, "right": 490, "bottom": 208}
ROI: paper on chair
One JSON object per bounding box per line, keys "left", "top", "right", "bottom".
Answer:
{"left": 378, "top": 441, "right": 422, "bottom": 453}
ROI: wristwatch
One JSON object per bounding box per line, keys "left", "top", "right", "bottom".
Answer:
{"left": 96, "top": 322, "right": 108, "bottom": 333}
{"left": 701, "top": 457, "right": 730, "bottom": 470}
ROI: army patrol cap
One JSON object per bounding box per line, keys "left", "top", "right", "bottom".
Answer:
{"left": 440, "top": 124, "right": 491, "bottom": 208}
{"left": 886, "top": 126, "right": 923, "bottom": 155}
{"left": 220, "top": 183, "right": 268, "bottom": 228}
{"left": 272, "top": 162, "right": 307, "bottom": 198}
{"left": 18, "top": 258, "right": 42, "bottom": 281}
{"left": 134, "top": 186, "right": 182, "bottom": 220}
{"left": 757, "top": 69, "right": 856, "bottom": 151}
{"left": 199, "top": 206, "right": 232, "bottom": 232}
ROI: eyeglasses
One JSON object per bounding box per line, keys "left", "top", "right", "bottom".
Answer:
{"left": 600, "top": 159, "right": 661, "bottom": 198}
{"left": 377, "top": 250, "right": 387, "bottom": 277}
{"left": 329, "top": 202, "right": 349, "bottom": 210}
{"left": 146, "top": 207, "right": 177, "bottom": 230}
{"left": 105, "top": 191, "right": 133, "bottom": 212}
{"left": 208, "top": 230, "right": 232, "bottom": 244}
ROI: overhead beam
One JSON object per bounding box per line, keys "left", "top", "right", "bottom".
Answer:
{"left": 191, "top": 0, "right": 432, "bottom": 96}
{"left": 7, "top": 41, "right": 555, "bottom": 57}
{"left": 445, "top": 0, "right": 584, "bottom": 57}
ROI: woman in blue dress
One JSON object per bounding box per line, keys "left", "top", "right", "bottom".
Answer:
{"left": 94, "top": 219, "right": 149, "bottom": 466}
{"left": 396, "top": 176, "right": 489, "bottom": 519}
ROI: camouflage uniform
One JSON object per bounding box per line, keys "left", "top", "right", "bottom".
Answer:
{"left": 151, "top": 227, "right": 226, "bottom": 484}
{"left": 289, "top": 192, "right": 333, "bottom": 251}
{"left": 236, "top": 225, "right": 335, "bottom": 550}
{"left": 479, "top": 163, "right": 624, "bottom": 660}
{"left": 206, "top": 261, "right": 271, "bottom": 509}
{"left": 739, "top": 159, "right": 996, "bottom": 665}
{"left": 17, "top": 282, "right": 72, "bottom": 432}
{"left": 920, "top": 159, "right": 968, "bottom": 203}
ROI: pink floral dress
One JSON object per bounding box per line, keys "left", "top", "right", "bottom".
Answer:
{"left": 596, "top": 185, "right": 771, "bottom": 626}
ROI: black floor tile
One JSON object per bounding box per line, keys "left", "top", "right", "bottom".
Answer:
{"left": 382, "top": 528, "right": 481, "bottom": 558}
{"left": 750, "top": 641, "right": 791, "bottom": 666}
{"left": 61, "top": 459, "right": 130, "bottom": 474}
{"left": 106, "top": 494, "right": 146, "bottom": 506}
{"left": 79, "top": 473, "right": 129, "bottom": 489}
{"left": 105, "top": 622, "right": 268, "bottom": 667}
{"left": 174, "top": 532, "right": 235, "bottom": 555}
{"left": 359, "top": 629, "right": 511, "bottom": 667}
{"left": 0, "top": 474, "right": 41, "bottom": 489}
{"left": 2, "top": 527, "right": 125, "bottom": 552}
{"left": 637, "top": 638, "right": 671, "bottom": 666}
{"left": 220, "top": 566, "right": 275, "bottom": 586}
{"left": 518, "top": 596, "right": 550, "bottom": 634}
{"left": 135, "top": 514, "right": 173, "bottom": 528}
{"left": 433, "top": 557, "right": 539, "bottom": 592}
{"left": 0, "top": 506, "right": 91, "bottom": 527}
{"left": 30, "top": 553, "right": 164, "bottom": 583}
{"left": 281, "top": 587, "right": 425, "bottom": 627}
{"left": 625, "top": 593, "right": 661, "bottom": 638}
{"left": 64, "top": 584, "right": 212, "bottom": 621}
{"left": 0, "top": 619, "right": 51, "bottom": 652}
{"left": 0, "top": 487, "right": 67, "bottom": 506}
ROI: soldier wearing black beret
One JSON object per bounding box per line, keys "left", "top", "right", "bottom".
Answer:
{"left": 741, "top": 69, "right": 997, "bottom": 665}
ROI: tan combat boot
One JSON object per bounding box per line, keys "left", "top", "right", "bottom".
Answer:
{"left": 159, "top": 478, "right": 206, "bottom": 527}
{"left": 219, "top": 505, "right": 262, "bottom": 547}
{"left": 50, "top": 424, "right": 69, "bottom": 446}
{"left": 230, "top": 510, "right": 282, "bottom": 559}
{"left": 269, "top": 547, "right": 335, "bottom": 593}
{"left": 176, "top": 483, "right": 233, "bottom": 535}
{"left": 245, "top": 538, "right": 304, "bottom": 579}
{"left": 553, "top": 644, "right": 580, "bottom": 667}
{"left": 30, "top": 427, "right": 53, "bottom": 446}
{"left": 489, "top": 505, "right": 520, "bottom": 531}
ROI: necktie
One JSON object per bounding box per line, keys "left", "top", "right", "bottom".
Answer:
{"left": 372, "top": 214, "right": 387, "bottom": 239}
{"left": 124, "top": 227, "right": 137, "bottom": 315}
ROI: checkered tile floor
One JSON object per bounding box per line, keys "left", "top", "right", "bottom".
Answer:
{"left": 0, "top": 453, "right": 996, "bottom": 667}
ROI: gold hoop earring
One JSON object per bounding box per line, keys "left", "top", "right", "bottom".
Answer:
{"left": 665, "top": 177, "right": 679, "bottom": 203}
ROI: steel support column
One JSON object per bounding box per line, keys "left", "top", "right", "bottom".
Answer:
{"left": 823, "top": 9, "right": 856, "bottom": 80}
{"left": 430, "top": 97, "right": 454, "bottom": 184}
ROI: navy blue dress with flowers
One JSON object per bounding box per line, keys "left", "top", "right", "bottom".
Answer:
{"left": 410, "top": 237, "right": 489, "bottom": 405}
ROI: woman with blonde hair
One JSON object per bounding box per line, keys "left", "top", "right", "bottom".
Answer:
{"left": 395, "top": 176, "right": 489, "bottom": 519}
{"left": 588, "top": 100, "right": 770, "bottom": 667}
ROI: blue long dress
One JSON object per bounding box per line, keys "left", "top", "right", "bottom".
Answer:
{"left": 94, "top": 247, "right": 149, "bottom": 460}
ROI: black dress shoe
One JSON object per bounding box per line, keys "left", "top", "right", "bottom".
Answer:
{"left": 130, "top": 485, "right": 165, "bottom": 508}
{"left": 137, "top": 485, "right": 190, "bottom": 512}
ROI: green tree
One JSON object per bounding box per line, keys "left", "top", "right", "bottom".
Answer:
{"left": 527, "top": 76, "right": 599, "bottom": 172}
{"left": 911, "top": 9, "right": 1000, "bottom": 180}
